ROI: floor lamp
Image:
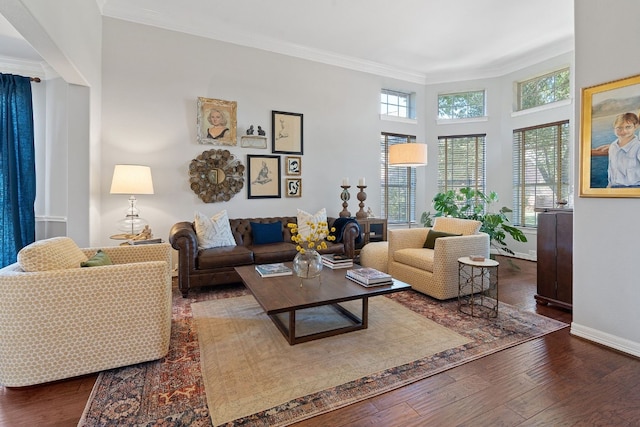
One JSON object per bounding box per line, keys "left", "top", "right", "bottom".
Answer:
{"left": 110, "top": 164, "right": 155, "bottom": 237}
{"left": 389, "top": 143, "right": 428, "bottom": 228}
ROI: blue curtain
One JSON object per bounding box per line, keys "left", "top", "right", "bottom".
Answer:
{"left": 0, "top": 74, "right": 36, "bottom": 268}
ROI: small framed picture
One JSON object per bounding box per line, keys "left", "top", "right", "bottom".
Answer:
{"left": 247, "top": 155, "right": 281, "bottom": 199}
{"left": 197, "top": 97, "right": 237, "bottom": 145}
{"left": 272, "top": 111, "right": 303, "bottom": 154}
{"left": 285, "top": 178, "right": 302, "bottom": 197}
{"left": 285, "top": 156, "right": 301, "bottom": 175}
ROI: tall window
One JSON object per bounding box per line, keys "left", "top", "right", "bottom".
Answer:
{"left": 437, "top": 90, "right": 485, "bottom": 119}
{"left": 517, "top": 68, "right": 570, "bottom": 111}
{"left": 380, "top": 133, "right": 416, "bottom": 224}
{"left": 380, "top": 89, "right": 415, "bottom": 119}
{"left": 438, "top": 134, "right": 486, "bottom": 194}
{"left": 513, "top": 121, "right": 570, "bottom": 227}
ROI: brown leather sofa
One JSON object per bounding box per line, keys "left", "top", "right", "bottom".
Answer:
{"left": 169, "top": 216, "right": 360, "bottom": 297}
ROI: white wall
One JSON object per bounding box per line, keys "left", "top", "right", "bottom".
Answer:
{"left": 1, "top": 0, "right": 102, "bottom": 246}
{"left": 572, "top": 0, "right": 640, "bottom": 356}
{"left": 100, "top": 18, "right": 427, "bottom": 247}
{"left": 420, "top": 53, "right": 574, "bottom": 259}
{"left": 100, "top": 18, "right": 573, "bottom": 258}
{"left": 9, "top": 2, "right": 639, "bottom": 356}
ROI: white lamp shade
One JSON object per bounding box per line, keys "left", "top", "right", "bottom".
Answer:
{"left": 110, "top": 165, "right": 154, "bottom": 194}
{"left": 389, "top": 143, "right": 428, "bottom": 167}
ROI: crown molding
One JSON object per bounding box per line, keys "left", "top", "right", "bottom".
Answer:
{"left": 0, "top": 54, "right": 47, "bottom": 79}
{"left": 423, "top": 36, "right": 574, "bottom": 85}
{"left": 101, "top": 5, "right": 430, "bottom": 84}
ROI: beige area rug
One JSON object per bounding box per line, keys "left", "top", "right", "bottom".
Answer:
{"left": 192, "top": 295, "right": 471, "bottom": 426}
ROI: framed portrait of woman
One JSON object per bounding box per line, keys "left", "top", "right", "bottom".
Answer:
{"left": 197, "top": 97, "right": 237, "bottom": 145}
{"left": 580, "top": 73, "right": 640, "bottom": 197}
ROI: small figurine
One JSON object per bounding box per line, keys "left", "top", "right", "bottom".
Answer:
{"left": 246, "top": 125, "right": 254, "bottom": 135}
{"left": 257, "top": 125, "right": 266, "bottom": 136}
{"left": 366, "top": 207, "right": 376, "bottom": 218}
{"left": 131, "top": 225, "right": 153, "bottom": 240}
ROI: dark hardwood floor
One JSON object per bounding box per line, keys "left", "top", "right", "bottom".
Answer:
{"left": 1, "top": 256, "right": 638, "bottom": 426}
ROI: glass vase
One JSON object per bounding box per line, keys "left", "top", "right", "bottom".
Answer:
{"left": 292, "top": 250, "right": 323, "bottom": 279}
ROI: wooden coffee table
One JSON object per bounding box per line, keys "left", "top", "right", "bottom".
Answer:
{"left": 235, "top": 264, "right": 411, "bottom": 345}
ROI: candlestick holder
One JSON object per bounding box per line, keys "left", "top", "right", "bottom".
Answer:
{"left": 356, "top": 185, "right": 368, "bottom": 219}
{"left": 339, "top": 185, "right": 351, "bottom": 218}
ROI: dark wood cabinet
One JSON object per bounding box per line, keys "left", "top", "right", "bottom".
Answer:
{"left": 535, "top": 210, "right": 572, "bottom": 310}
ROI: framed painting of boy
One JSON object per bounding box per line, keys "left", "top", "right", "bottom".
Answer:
{"left": 581, "top": 73, "right": 640, "bottom": 197}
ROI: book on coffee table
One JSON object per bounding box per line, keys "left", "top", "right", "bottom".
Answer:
{"left": 345, "top": 274, "right": 393, "bottom": 287}
{"left": 345, "top": 267, "right": 393, "bottom": 286}
{"left": 321, "top": 254, "right": 353, "bottom": 269}
{"left": 255, "top": 263, "right": 293, "bottom": 277}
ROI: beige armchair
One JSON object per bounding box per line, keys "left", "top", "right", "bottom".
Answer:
{"left": 388, "top": 217, "right": 490, "bottom": 300}
{"left": 0, "top": 238, "right": 173, "bottom": 387}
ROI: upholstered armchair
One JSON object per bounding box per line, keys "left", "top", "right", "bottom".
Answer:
{"left": 388, "top": 217, "right": 490, "bottom": 300}
{"left": 0, "top": 237, "right": 173, "bottom": 387}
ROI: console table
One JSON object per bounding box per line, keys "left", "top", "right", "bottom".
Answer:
{"left": 357, "top": 218, "right": 387, "bottom": 245}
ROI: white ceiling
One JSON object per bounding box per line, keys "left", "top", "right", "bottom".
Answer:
{"left": 1, "top": 0, "right": 574, "bottom": 83}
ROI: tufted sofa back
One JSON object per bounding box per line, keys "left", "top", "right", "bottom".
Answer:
{"left": 229, "top": 216, "right": 297, "bottom": 246}
{"left": 228, "top": 216, "right": 340, "bottom": 247}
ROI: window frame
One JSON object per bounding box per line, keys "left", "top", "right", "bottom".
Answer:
{"left": 516, "top": 67, "right": 570, "bottom": 112}
{"left": 380, "top": 89, "right": 415, "bottom": 119}
{"left": 437, "top": 134, "right": 487, "bottom": 195}
{"left": 512, "top": 120, "right": 570, "bottom": 227}
{"left": 437, "top": 90, "right": 486, "bottom": 120}
{"left": 380, "top": 132, "right": 417, "bottom": 225}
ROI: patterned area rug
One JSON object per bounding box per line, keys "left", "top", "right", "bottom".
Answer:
{"left": 78, "top": 284, "right": 567, "bottom": 426}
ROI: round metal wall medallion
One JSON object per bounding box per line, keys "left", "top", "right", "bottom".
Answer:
{"left": 189, "top": 149, "right": 244, "bottom": 203}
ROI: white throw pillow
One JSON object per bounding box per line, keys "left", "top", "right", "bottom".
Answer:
{"left": 194, "top": 210, "right": 236, "bottom": 250}
{"left": 296, "top": 208, "right": 328, "bottom": 240}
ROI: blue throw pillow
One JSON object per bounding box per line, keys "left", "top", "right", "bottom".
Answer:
{"left": 250, "top": 221, "right": 283, "bottom": 245}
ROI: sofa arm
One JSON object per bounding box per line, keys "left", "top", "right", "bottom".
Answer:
{"left": 169, "top": 222, "right": 198, "bottom": 292}
{"left": 82, "top": 243, "right": 172, "bottom": 280}
{"left": 388, "top": 228, "right": 430, "bottom": 257}
{"left": 433, "top": 232, "right": 490, "bottom": 275}
{"left": 341, "top": 221, "right": 360, "bottom": 259}
{"left": 0, "top": 262, "right": 172, "bottom": 386}
{"left": 327, "top": 217, "right": 360, "bottom": 259}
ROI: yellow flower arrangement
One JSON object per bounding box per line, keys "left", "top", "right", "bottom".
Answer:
{"left": 287, "top": 221, "right": 336, "bottom": 253}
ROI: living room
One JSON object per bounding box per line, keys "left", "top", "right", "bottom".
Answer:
{"left": 1, "top": 0, "right": 639, "bottom": 424}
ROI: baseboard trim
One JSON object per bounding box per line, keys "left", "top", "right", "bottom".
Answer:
{"left": 570, "top": 322, "right": 640, "bottom": 358}
{"left": 490, "top": 250, "right": 537, "bottom": 262}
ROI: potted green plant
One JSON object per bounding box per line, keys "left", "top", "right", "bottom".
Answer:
{"left": 420, "top": 187, "right": 527, "bottom": 256}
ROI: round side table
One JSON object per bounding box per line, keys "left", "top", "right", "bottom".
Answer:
{"left": 457, "top": 256, "right": 499, "bottom": 318}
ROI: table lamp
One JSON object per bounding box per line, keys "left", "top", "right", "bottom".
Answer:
{"left": 110, "top": 164, "right": 154, "bottom": 237}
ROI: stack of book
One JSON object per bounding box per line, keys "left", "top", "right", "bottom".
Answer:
{"left": 128, "top": 238, "right": 163, "bottom": 245}
{"left": 345, "top": 267, "right": 393, "bottom": 287}
{"left": 321, "top": 254, "right": 353, "bottom": 269}
{"left": 255, "top": 263, "right": 293, "bottom": 277}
